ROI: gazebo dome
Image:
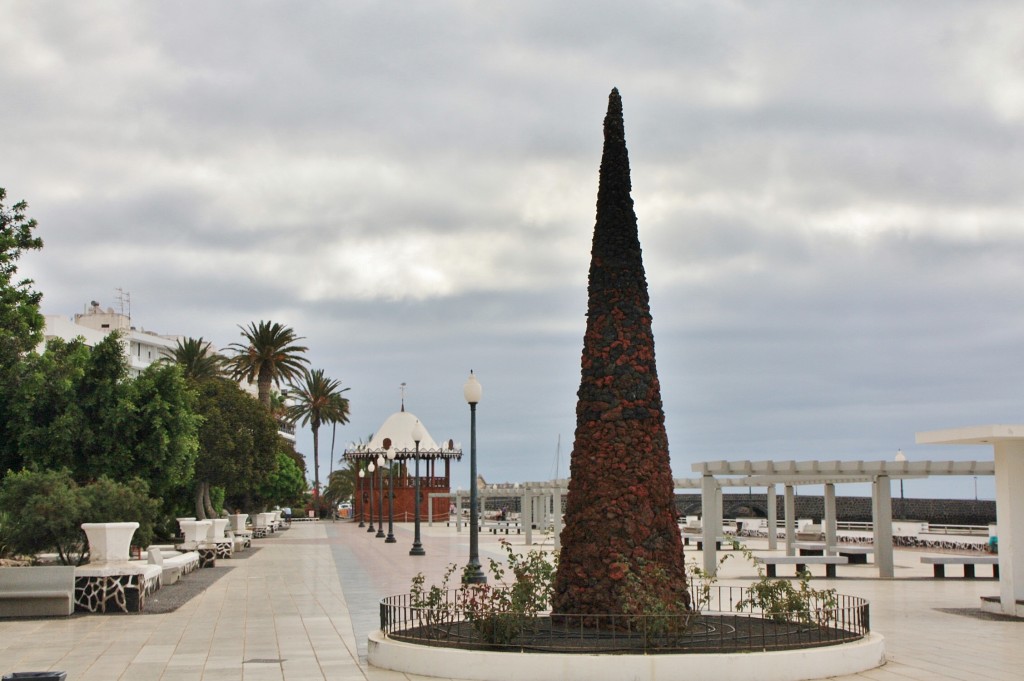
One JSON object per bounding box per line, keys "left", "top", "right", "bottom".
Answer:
{"left": 345, "top": 410, "right": 462, "bottom": 461}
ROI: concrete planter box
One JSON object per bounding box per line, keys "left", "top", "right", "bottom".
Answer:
{"left": 179, "top": 519, "right": 212, "bottom": 543}
{"left": 228, "top": 513, "right": 248, "bottom": 532}
{"left": 81, "top": 522, "right": 139, "bottom": 563}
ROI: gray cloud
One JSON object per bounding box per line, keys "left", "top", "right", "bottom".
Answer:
{"left": 5, "top": 1, "right": 1023, "bottom": 499}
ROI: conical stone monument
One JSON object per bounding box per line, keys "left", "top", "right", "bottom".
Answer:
{"left": 553, "top": 89, "right": 688, "bottom": 616}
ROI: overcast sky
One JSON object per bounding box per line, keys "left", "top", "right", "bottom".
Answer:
{"left": 4, "top": 1, "right": 1023, "bottom": 500}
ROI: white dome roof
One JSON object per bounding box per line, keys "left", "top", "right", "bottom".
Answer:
{"left": 369, "top": 411, "right": 439, "bottom": 452}
{"left": 345, "top": 410, "right": 461, "bottom": 460}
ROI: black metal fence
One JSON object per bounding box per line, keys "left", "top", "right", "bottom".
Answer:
{"left": 380, "top": 585, "right": 869, "bottom": 654}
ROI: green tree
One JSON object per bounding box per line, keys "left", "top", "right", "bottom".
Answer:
{"left": 227, "top": 321, "right": 309, "bottom": 408}
{"left": 285, "top": 368, "right": 350, "bottom": 505}
{"left": 0, "top": 187, "right": 46, "bottom": 478}
{"left": 167, "top": 336, "right": 225, "bottom": 381}
{"left": 193, "top": 378, "right": 279, "bottom": 518}
{"left": 255, "top": 450, "right": 308, "bottom": 510}
{"left": 323, "top": 466, "right": 356, "bottom": 514}
{"left": 0, "top": 337, "right": 90, "bottom": 473}
{"left": 1, "top": 334, "right": 199, "bottom": 502}
{"left": 0, "top": 187, "right": 44, "bottom": 368}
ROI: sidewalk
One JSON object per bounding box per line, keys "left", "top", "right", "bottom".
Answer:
{"left": 0, "top": 520, "right": 1020, "bottom": 680}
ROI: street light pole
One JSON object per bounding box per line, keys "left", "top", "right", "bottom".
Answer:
{"left": 366, "top": 461, "right": 376, "bottom": 533}
{"left": 463, "top": 371, "right": 486, "bottom": 584}
{"left": 385, "top": 445, "right": 397, "bottom": 543}
{"left": 376, "top": 454, "right": 386, "bottom": 538}
{"left": 410, "top": 420, "right": 426, "bottom": 556}
{"left": 358, "top": 468, "right": 366, "bottom": 528}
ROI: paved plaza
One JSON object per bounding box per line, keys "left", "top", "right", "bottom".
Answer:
{"left": 0, "top": 519, "right": 1020, "bottom": 680}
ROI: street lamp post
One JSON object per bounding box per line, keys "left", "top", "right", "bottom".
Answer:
{"left": 366, "top": 461, "right": 376, "bottom": 533}
{"left": 385, "top": 445, "right": 397, "bottom": 543}
{"left": 463, "top": 371, "right": 486, "bottom": 584}
{"left": 376, "top": 454, "right": 386, "bottom": 538}
{"left": 358, "top": 468, "right": 366, "bottom": 527}
{"left": 410, "top": 420, "right": 426, "bottom": 556}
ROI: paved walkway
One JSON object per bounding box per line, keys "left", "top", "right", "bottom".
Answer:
{"left": 0, "top": 520, "right": 1020, "bottom": 680}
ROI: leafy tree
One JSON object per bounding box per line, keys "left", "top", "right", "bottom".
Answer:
{"left": 1, "top": 334, "right": 199, "bottom": 502}
{"left": 255, "top": 450, "right": 308, "bottom": 510}
{"left": 193, "top": 377, "right": 279, "bottom": 518}
{"left": 0, "top": 187, "right": 44, "bottom": 368}
{"left": 0, "top": 337, "right": 90, "bottom": 473}
{"left": 167, "top": 336, "right": 225, "bottom": 381}
{"left": 323, "top": 467, "right": 356, "bottom": 514}
{"left": 0, "top": 469, "right": 83, "bottom": 564}
{"left": 285, "top": 368, "right": 350, "bottom": 504}
{"left": 0, "top": 469, "right": 159, "bottom": 565}
{"left": 227, "top": 320, "right": 309, "bottom": 407}
{"left": 0, "top": 187, "right": 45, "bottom": 477}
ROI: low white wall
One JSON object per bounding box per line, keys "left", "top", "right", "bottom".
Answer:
{"left": 368, "top": 631, "right": 886, "bottom": 681}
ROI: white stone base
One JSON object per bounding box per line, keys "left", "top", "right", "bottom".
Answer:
{"left": 368, "top": 630, "right": 886, "bottom": 681}
{"left": 980, "top": 595, "right": 1024, "bottom": 617}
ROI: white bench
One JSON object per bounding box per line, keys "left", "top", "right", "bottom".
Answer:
{"left": 794, "top": 541, "right": 828, "bottom": 555}
{"left": 921, "top": 555, "right": 999, "bottom": 579}
{"left": 834, "top": 546, "right": 873, "bottom": 564}
{"left": 0, "top": 566, "right": 76, "bottom": 617}
{"left": 756, "top": 555, "right": 848, "bottom": 578}
{"left": 488, "top": 521, "right": 521, "bottom": 535}
{"left": 147, "top": 547, "right": 200, "bottom": 585}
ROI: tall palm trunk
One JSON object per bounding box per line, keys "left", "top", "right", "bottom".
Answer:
{"left": 311, "top": 422, "right": 320, "bottom": 504}
{"left": 258, "top": 365, "right": 273, "bottom": 407}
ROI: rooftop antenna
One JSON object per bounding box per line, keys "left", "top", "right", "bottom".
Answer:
{"left": 115, "top": 288, "right": 131, "bottom": 326}
{"left": 400, "top": 382, "right": 407, "bottom": 412}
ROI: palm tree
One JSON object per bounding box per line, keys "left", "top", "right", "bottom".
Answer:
{"left": 227, "top": 321, "right": 309, "bottom": 407}
{"left": 285, "top": 368, "right": 350, "bottom": 506}
{"left": 167, "top": 336, "right": 225, "bottom": 381}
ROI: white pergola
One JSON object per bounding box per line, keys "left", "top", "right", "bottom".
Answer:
{"left": 429, "top": 482, "right": 569, "bottom": 549}
{"left": 687, "top": 458, "right": 995, "bottom": 580}
{"left": 917, "top": 424, "right": 1024, "bottom": 617}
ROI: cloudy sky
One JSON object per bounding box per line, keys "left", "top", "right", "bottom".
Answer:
{"left": 4, "top": 1, "right": 1023, "bottom": 500}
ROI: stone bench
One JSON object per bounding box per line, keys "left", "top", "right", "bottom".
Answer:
{"left": 921, "top": 555, "right": 999, "bottom": 579}
{"left": 488, "top": 521, "right": 521, "bottom": 535}
{"left": 0, "top": 566, "right": 76, "bottom": 617}
{"left": 756, "top": 555, "right": 848, "bottom": 578}
{"left": 147, "top": 547, "right": 200, "bottom": 585}
{"left": 835, "top": 546, "right": 873, "bottom": 564}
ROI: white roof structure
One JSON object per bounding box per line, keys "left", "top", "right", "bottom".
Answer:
{"left": 343, "top": 410, "right": 462, "bottom": 461}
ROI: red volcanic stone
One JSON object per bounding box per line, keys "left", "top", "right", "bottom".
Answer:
{"left": 553, "top": 89, "right": 687, "bottom": 617}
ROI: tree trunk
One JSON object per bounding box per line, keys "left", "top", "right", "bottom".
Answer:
{"left": 203, "top": 482, "right": 217, "bottom": 519}
{"left": 195, "top": 481, "right": 207, "bottom": 519}
{"left": 312, "top": 425, "right": 320, "bottom": 506}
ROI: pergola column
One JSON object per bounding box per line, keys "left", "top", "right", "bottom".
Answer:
{"left": 522, "top": 492, "right": 533, "bottom": 545}
{"left": 701, "top": 474, "right": 720, "bottom": 575}
{"left": 993, "top": 440, "right": 1024, "bottom": 615}
{"left": 552, "top": 492, "right": 562, "bottom": 551}
{"left": 784, "top": 484, "right": 796, "bottom": 556}
{"left": 872, "top": 475, "right": 894, "bottom": 579}
{"left": 766, "top": 484, "right": 778, "bottom": 550}
{"left": 823, "top": 483, "right": 838, "bottom": 555}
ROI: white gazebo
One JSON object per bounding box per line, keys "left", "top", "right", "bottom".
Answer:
{"left": 344, "top": 408, "right": 461, "bottom": 524}
{"left": 917, "top": 424, "right": 1024, "bottom": 617}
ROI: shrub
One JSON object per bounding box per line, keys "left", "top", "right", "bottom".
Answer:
{"left": 0, "top": 468, "right": 160, "bottom": 564}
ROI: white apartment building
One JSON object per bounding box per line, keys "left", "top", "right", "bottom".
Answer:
{"left": 42, "top": 301, "right": 179, "bottom": 377}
